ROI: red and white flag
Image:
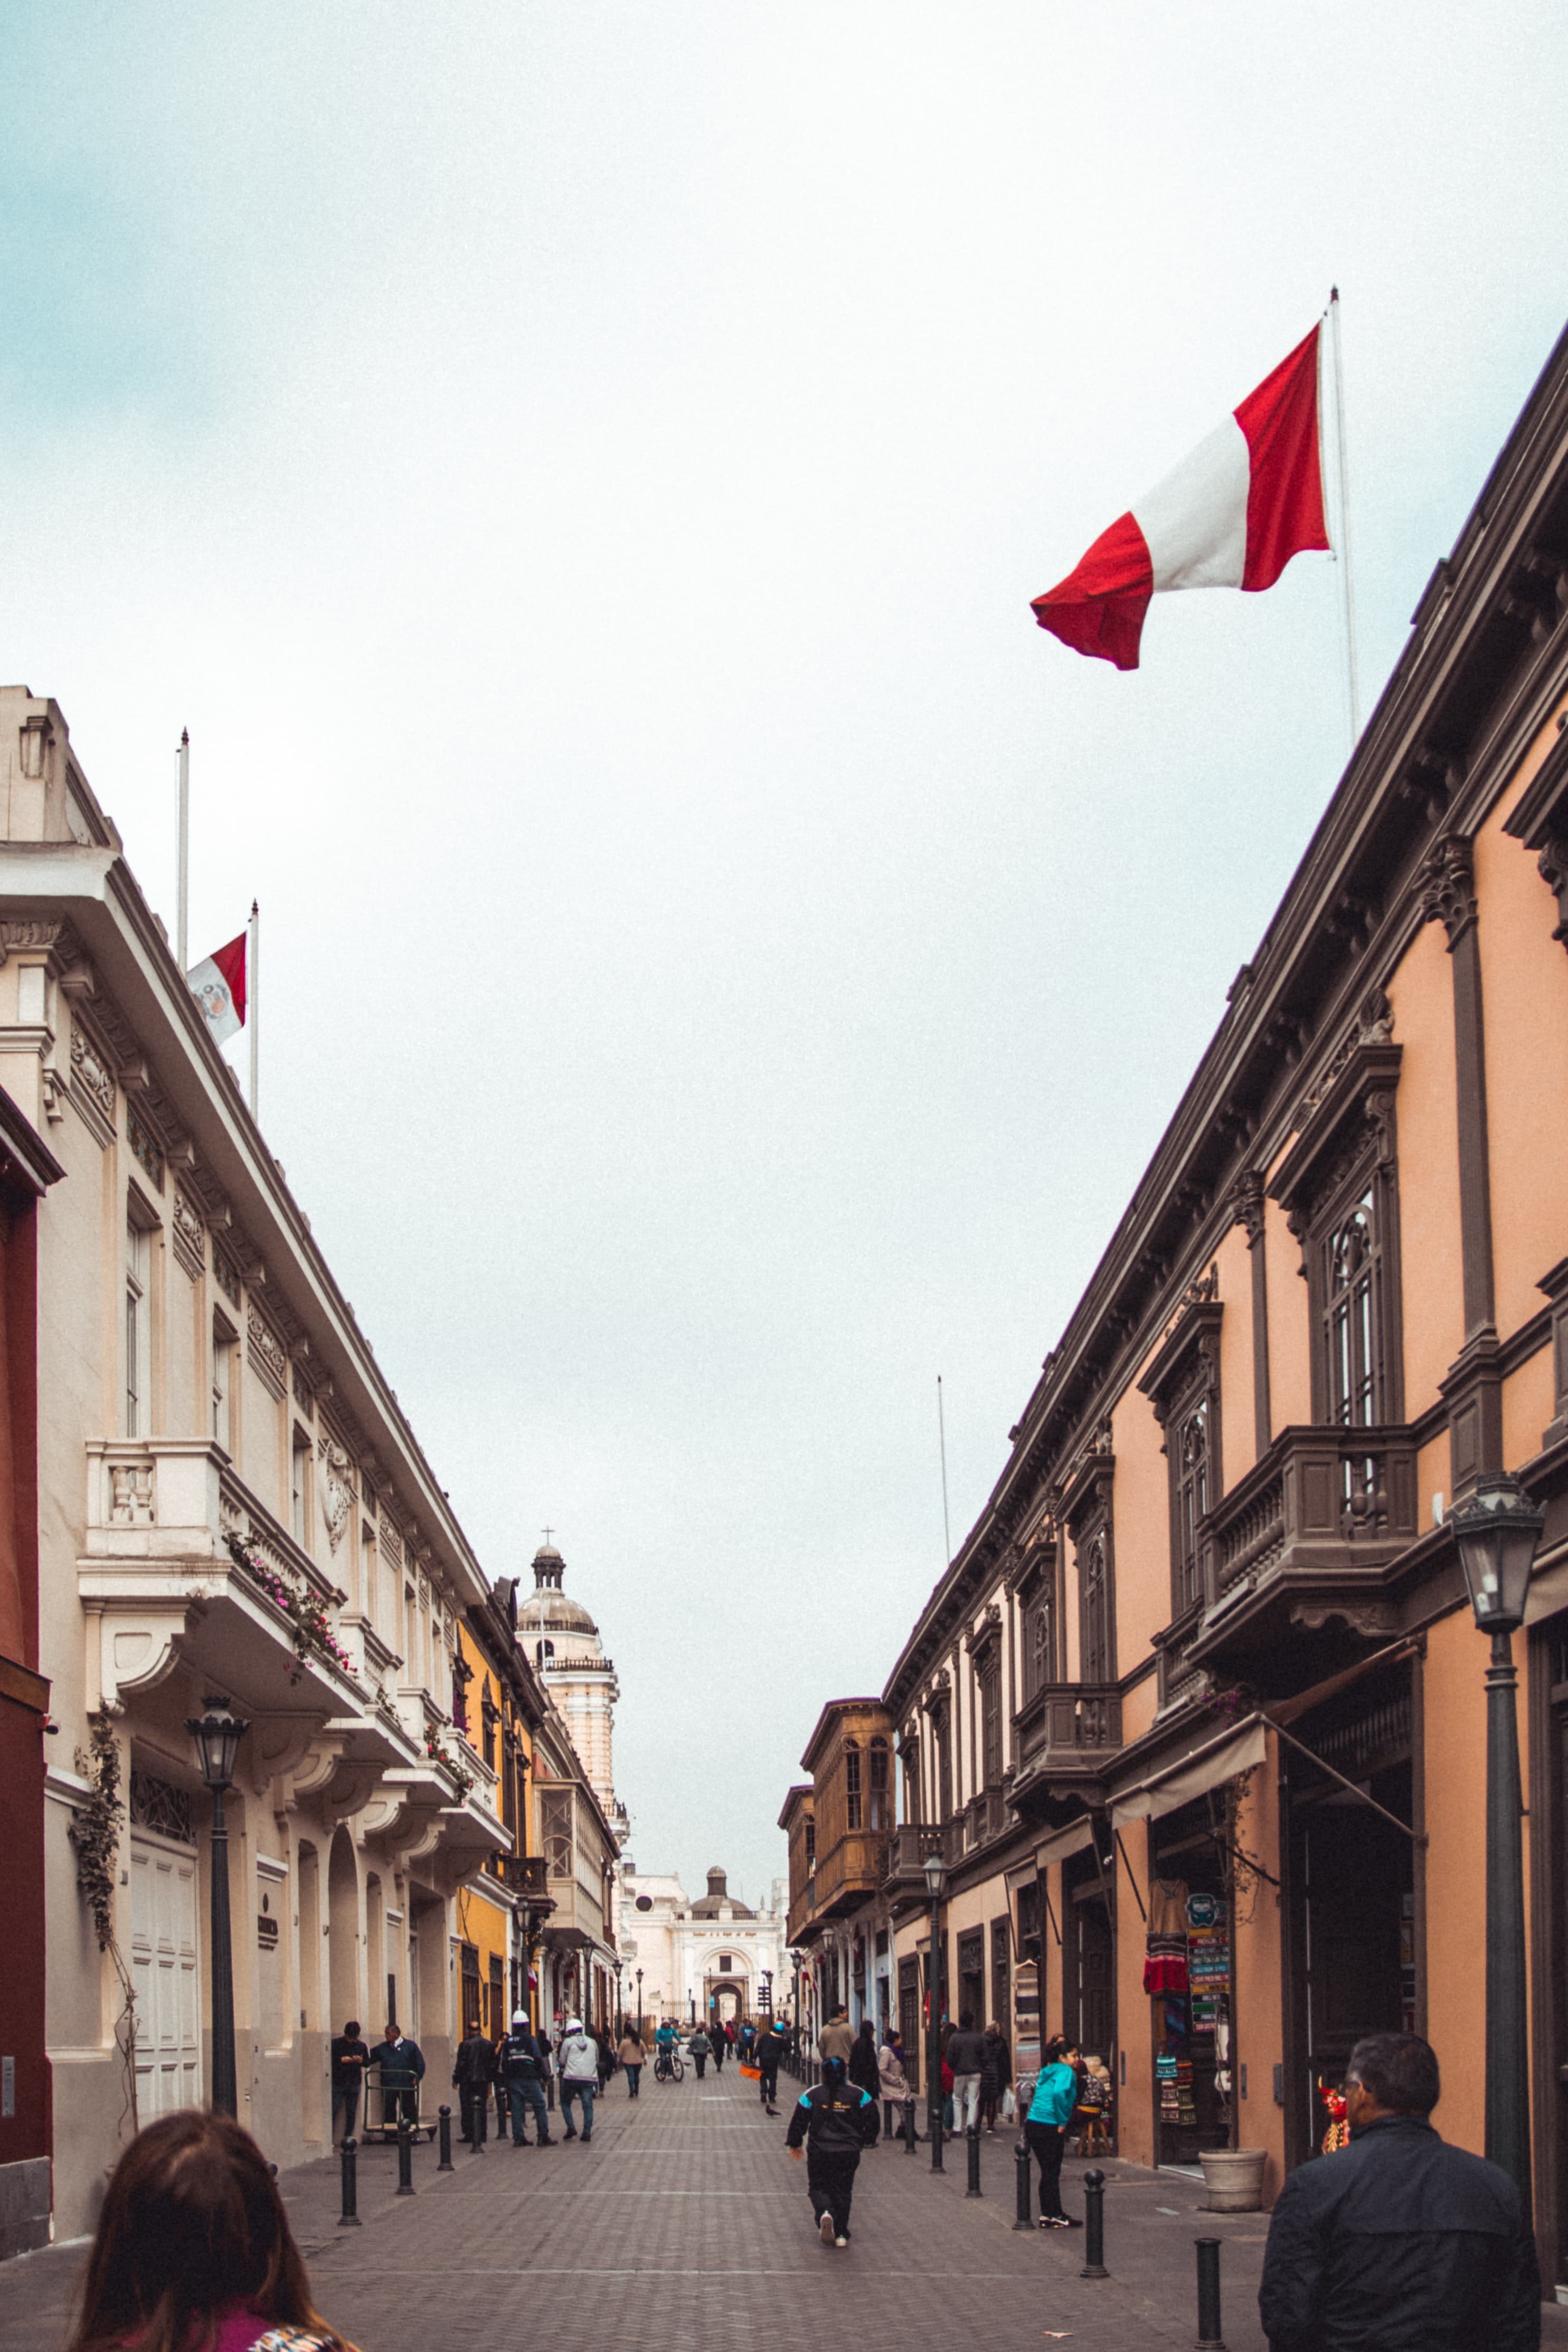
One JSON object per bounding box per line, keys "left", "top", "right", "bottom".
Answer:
{"left": 1031, "top": 325, "right": 1330, "bottom": 670}
{"left": 187, "top": 932, "right": 247, "bottom": 1045}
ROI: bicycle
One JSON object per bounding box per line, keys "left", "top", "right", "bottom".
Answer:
{"left": 653, "top": 2045, "right": 685, "bottom": 2083}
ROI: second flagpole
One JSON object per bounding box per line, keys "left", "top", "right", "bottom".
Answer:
{"left": 1328, "top": 287, "right": 1363, "bottom": 747}
{"left": 248, "top": 900, "right": 259, "bottom": 1120}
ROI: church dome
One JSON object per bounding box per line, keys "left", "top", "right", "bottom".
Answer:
{"left": 516, "top": 1542, "right": 602, "bottom": 1650}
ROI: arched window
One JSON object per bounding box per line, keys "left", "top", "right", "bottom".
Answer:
{"left": 844, "top": 1738, "right": 862, "bottom": 1829}
{"left": 868, "top": 1737, "right": 889, "bottom": 1830}
{"left": 535, "top": 1638, "right": 555, "bottom": 1667}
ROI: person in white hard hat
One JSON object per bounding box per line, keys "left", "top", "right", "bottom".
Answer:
{"left": 496, "top": 2010, "right": 554, "bottom": 2146}
{"left": 556, "top": 2016, "right": 601, "bottom": 2142}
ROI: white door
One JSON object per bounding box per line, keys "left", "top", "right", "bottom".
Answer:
{"left": 130, "top": 1839, "right": 201, "bottom": 2116}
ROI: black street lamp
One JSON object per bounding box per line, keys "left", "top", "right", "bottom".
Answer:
{"left": 636, "top": 1968, "right": 643, "bottom": 2040}
{"left": 1451, "top": 1472, "right": 1544, "bottom": 2203}
{"left": 923, "top": 1846, "right": 946, "bottom": 2172}
{"left": 615, "top": 1959, "right": 624, "bottom": 2041}
{"left": 187, "top": 1695, "right": 249, "bottom": 2117}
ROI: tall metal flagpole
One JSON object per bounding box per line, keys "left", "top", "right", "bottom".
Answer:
{"left": 937, "top": 1374, "right": 952, "bottom": 1567}
{"left": 176, "top": 731, "right": 190, "bottom": 971}
{"left": 248, "top": 900, "right": 259, "bottom": 1119}
{"left": 1328, "top": 287, "right": 1362, "bottom": 745}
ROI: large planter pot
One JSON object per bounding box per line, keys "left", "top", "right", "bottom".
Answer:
{"left": 1198, "top": 2146, "right": 1267, "bottom": 2211}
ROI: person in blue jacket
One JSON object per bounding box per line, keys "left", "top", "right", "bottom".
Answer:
{"left": 1025, "top": 2038, "right": 1083, "bottom": 2229}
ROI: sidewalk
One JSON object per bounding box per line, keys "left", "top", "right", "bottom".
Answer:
{"left": 2, "top": 2067, "right": 1563, "bottom": 2351}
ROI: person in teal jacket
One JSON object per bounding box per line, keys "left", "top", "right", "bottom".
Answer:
{"left": 1025, "top": 2038, "right": 1083, "bottom": 2229}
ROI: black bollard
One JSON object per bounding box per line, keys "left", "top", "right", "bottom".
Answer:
{"left": 437, "top": 2104, "right": 454, "bottom": 2172}
{"left": 1013, "top": 2137, "right": 1033, "bottom": 2231}
{"left": 1080, "top": 2167, "right": 1107, "bottom": 2278}
{"left": 930, "top": 2105, "right": 944, "bottom": 2174}
{"left": 1195, "top": 2236, "right": 1225, "bottom": 2350}
{"left": 903, "top": 2099, "right": 917, "bottom": 2155}
{"left": 966, "top": 2124, "right": 982, "bottom": 2198}
{"left": 395, "top": 2114, "right": 415, "bottom": 2196}
{"left": 337, "top": 2137, "right": 362, "bottom": 2227}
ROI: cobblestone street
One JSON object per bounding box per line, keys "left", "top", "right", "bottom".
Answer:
{"left": 0, "top": 2064, "right": 1290, "bottom": 2352}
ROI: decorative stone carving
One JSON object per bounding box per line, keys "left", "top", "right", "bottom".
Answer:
{"left": 1418, "top": 834, "right": 1478, "bottom": 948}
{"left": 69, "top": 1019, "right": 116, "bottom": 1137}
{"left": 318, "top": 1435, "right": 353, "bottom": 1555}
{"left": 109, "top": 1459, "right": 156, "bottom": 1527}
{"left": 212, "top": 1245, "right": 241, "bottom": 1307}
{"left": 247, "top": 1307, "right": 287, "bottom": 1397}
{"left": 171, "top": 1187, "right": 205, "bottom": 1280}
{"left": 1230, "top": 1170, "right": 1265, "bottom": 1244}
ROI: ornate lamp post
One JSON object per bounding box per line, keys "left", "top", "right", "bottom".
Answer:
{"left": 636, "top": 1968, "right": 643, "bottom": 2040}
{"left": 614, "top": 1958, "right": 624, "bottom": 2041}
{"left": 1451, "top": 1473, "right": 1544, "bottom": 2201}
{"left": 923, "top": 1846, "right": 946, "bottom": 2171}
{"left": 187, "top": 1696, "right": 249, "bottom": 2117}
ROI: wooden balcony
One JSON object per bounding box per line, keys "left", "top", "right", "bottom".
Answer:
{"left": 1009, "top": 1683, "right": 1123, "bottom": 1817}
{"left": 881, "top": 1824, "right": 945, "bottom": 1908}
{"left": 1192, "top": 1423, "right": 1419, "bottom": 1669}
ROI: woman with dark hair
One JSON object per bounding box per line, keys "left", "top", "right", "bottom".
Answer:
{"left": 1025, "top": 2037, "right": 1083, "bottom": 2231}
{"left": 67, "top": 2108, "right": 353, "bottom": 2352}
{"left": 847, "top": 2017, "right": 881, "bottom": 2105}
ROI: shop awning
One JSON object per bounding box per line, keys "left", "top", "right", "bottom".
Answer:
{"left": 1034, "top": 1818, "right": 1097, "bottom": 1871}
{"left": 1111, "top": 1718, "right": 1267, "bottom": 1829}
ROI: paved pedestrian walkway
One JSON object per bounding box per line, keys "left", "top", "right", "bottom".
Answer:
{"left": 4, "top": 2066, "right": 1565, "bottom": 2350}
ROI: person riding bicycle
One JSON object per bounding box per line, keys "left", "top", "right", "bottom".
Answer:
{"left": 654, "top": 2020, "right": 678, "bottom": 2078}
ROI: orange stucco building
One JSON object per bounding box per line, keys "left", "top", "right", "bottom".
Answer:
{"left": 781, "top": 315, "right": 1568, "bottom": 2297}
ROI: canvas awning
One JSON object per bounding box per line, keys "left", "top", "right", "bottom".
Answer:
{"left": 1111, "top": 1718, "right": 1267, "bottom": 1829}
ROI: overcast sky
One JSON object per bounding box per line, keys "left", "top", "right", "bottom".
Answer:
{"left": 3, "top": 4, "right": 1565, "bottom": 1905}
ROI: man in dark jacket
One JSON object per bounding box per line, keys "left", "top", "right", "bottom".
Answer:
{"left": 786, "top": 2055, "right": 880, "bottom": 2246}
{"left": 376, "top": 2022, "right": 425, "bottom": 2131}
{"left": 329, "top": 2019, "right": 371, "bottom": 2149}
{"left": 756, "top": 2015, "right": 789, "bottom": 2115}
{"left": 1258, "top": 2032, "right": 1539, "bottom": 2352}
{"left": 497, "top": 2011, "right": 554, "bottom": 2146}
{"left": 452, "top": 2020, "right": 497, "bottom": 2146}
{"left": 946, "top": 2011, "right": 988, "bottom": 2137}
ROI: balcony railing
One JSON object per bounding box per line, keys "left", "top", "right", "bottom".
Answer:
{"left": 1198, "top": 1423, "right": 1418, "bottom": 1625}
{"left": 881, "top": 1824, "right": 945, "bottom": 1902}
{"left": 1015, "top": 1682, "right": 1123, "bottom": 1777}
{"left": 497, "top": 1854, "right": 550, "bottom": 1899}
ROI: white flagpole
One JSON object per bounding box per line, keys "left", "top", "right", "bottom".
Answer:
{"left": 1328, "top": 287, "right": 1362, "bottom": 745}
{"left": 937, "top": 1373, "right": 952, "bottom": 1568}
{"left": 176, "top": 730, "right": 190, "bottom": 971}
{"left": 248, "top": 899, "right": 259, "bottom": 1119}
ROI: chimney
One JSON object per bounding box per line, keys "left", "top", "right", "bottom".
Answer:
{"left": 706, "top": 1868, "right": 727, "bottom": 1901}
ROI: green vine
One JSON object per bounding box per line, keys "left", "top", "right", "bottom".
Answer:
{"left": 71, "top": 1711, "right": 139, "bottom": 2138}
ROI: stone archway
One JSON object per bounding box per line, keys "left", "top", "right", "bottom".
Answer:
{"left": 327, "top": 1827, "right": 360, "bottom": 2036}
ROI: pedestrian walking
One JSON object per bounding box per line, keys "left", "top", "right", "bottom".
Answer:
{"left": 498, "top": 2012, "right": 554, "bottom": 2146}
{"left": 65, "top": 2107, "right": 356, "bottom": 2352}
{"left": 848, "top": 2018, "right": 881, "bottom": 2110}
{"left": 618, "top": 2028, "right": 645, "bottom": 2097}
{"left": 817, "top": 2006, "right": 856, "bottom": 2066}
{"left": 1258, "top": 2032, "right": 1540, "bottom": 2352}
{"left": 329, "top": 2019, "right": 370, "bottom": 2150}
{"left": 980, "top": 2020, "right": 1011, "bottom": 2133}
{"left": 556, "top": 2015, "right": 600, "bottom": 2141}
{"left": 710, "top": 2019, "right": 726, "bottom": 2072}
{"left": 688, "top": 2025, "right": 712, "bottom": 2079}
{"left": 786, "top": 2053, "right": 880, "bottom": 2247}
{"left": 452, "top": 2019, "right": 497, "bottom": 2145}
{"left": 878, "top": 2028, "right": 915, "bottom": 2141}
{"left": 596, "top": 2027, "right": 616, "bottom": 2092}
{"left": 1025, "top": 2037, "right": 1083, "bottom": 2230}
{"left": 756, "top": 2014, "right": 789, "bottom": 2114}
{"left": 739, "top": 2020, "right": 757, "bottom": 2060}
{"left": 946, "top": 2010, "right": 988, "bottom": 2138}
{"left": 375, "top": 2020, "right": 425, "bottom": 2133}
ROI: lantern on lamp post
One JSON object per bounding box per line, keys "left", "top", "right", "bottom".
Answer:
{"left": 186, "top": 1696, "right": 250, "bottom": 2117}
{"left": 1450, "top": 1472, "right": 1544, "bottom": 2202}
{"left": 922, "top": 1845, "right": 946, "bottom": 2172}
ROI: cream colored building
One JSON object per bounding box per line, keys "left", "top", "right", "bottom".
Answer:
{"left": 618, "top": 1865, "right": 787, "bottom": 2028}
{"left": 0, "top": 686, "right": 512, "bottom": 2239}
{"left": 517, "top": 1541, "right": 627, "bottom": 1840}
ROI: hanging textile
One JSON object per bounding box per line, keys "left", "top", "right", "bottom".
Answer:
{"left": 1144, "top": 1875, "right": 1190, "bottom": 1994}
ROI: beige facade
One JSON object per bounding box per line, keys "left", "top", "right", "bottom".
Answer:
{"left": 0, "top": 686, "right": 512, "bottom": 2238}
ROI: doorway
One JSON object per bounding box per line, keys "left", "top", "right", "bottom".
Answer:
{"left": 1063, "top": 1847, "right": 1114, "bottom": 2061}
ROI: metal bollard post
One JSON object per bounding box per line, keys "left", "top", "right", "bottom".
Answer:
{"left": 1080, "top": 2168, "right": 1107, "bottom": 2278}
{"left": 1195, "top": 2236, "right": 1225, "bottom": 2350}
{"left": 395, "top": 2114, "right": 415, "bottom": 2196}
{"left": 337, "top": 2137, "right": 362, "bottom": 2227}
{"left": 930, "top": 2104, "right": 944, "bottom": 2173}
{"left": 1013, "top": 2137, "right": 1033, "bottom": 2231}
{"left": 903, "top": 2100, "right": 917, "bottom": 2155}
{"left": 437, "top": 2104, "right": 454, "bottom": 2171}
{"left": 966, "top": 2124, "right": 982, "bottom": 2198}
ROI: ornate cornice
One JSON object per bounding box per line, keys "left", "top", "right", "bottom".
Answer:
{"left": 1418, "top": 833, "right": 1478, "bottom": 949}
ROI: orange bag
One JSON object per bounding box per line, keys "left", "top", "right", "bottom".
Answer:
{"left": 739, "top": 2062, "right": 762, "bottom": 2080}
